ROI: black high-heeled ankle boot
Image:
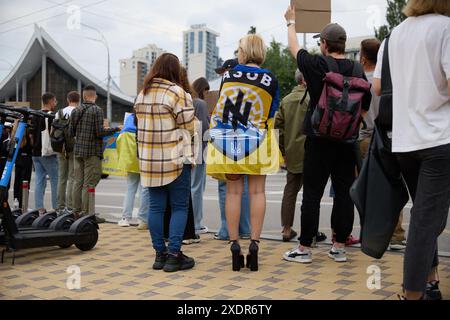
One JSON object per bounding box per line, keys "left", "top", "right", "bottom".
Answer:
{"left": 230, "top": 240, "right": 244, "bottom": 271}
{"left": 246, "top": 240, "right": 260, "bottom": 271}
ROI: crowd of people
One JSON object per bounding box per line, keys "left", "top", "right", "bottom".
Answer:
{"left": 3, "top": 0, "right": 447, "bottom": 301}
{"left": 2, "top": 86, "right": 120, "bottom": 223}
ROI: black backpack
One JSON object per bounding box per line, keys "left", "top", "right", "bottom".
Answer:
{"left": 50, "top": 109, "right": 74, "bottom": 153}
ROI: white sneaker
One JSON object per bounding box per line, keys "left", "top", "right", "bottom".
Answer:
{"left": 283, "top": 246, "right": 312, "bottom": 264}
{"left": 118, "top": 218, "right": 130, "bottom": 227}
{"left": 328, "top": 246, "right": 347, "bottom": 262}
{"left": 389, "top": 240, "right": 406, "bottom": 250}
{"left": 198, "top": 226, "right": 209, "bottom": 234}
{"left": 182, "top": 234, "right": 201, "bottom": 245}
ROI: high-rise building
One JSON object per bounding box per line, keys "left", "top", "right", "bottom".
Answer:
{"left": 183, "top": 24, "right": 220, "bottom": 82}
{"left": 120, "top": 44, "right": 164, "bottom": 96}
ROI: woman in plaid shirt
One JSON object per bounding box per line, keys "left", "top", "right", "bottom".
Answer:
{"left": 134, "top": 53, "right": 196, "bottom": 273}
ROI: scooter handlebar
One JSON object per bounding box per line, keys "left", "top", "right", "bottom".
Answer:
{"left": 0, "top": 107, "right": 23, "bottom": 120}
{"left": 0, "top": 104, "right": 55, "bottom": 119}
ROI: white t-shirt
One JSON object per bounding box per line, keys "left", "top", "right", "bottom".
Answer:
{"left": 359, "top": 72, "right": 380, "bottom": 141}
{"left": 55, "top": 105, "right": 76, "bottom": 119}
{"left": 374, "top": 14, "right": 450, "bottom": 153}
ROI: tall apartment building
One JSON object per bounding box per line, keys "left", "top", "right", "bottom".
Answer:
{"left": 183, "top": 24, "right": 220, "bottom": 82}
{"left": 120, "top": 44, "right": 164, "bottom": 96}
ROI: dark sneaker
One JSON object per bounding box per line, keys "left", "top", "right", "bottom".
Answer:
{"left": 152, "top": 252, "right": 168, "bottom": 270}
{"left": 425, "top": 281, "right": 442, "bottom": 300}
{"left": 95, "top": 215, "right": 106, "bottom": 224}
{"left": 316, "top": 232, "right": 327, "bottom": 242}
{"left": 163, "top": 252, "right": 195, "bottom": 272}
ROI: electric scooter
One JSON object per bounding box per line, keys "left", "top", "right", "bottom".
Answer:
{"left": 0, "top": 105, "right": 58, "bottom": 228}
{"left": 0, "top": 105, "right": 56, "bottom": 227}
{"left": 0, "top": 105, "right": 99, "bottom": 264}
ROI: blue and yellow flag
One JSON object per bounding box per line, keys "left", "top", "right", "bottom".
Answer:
{"left": 206, "top": 64, "right": 282, "bottom": 179}
{"left": 102, "top": 132, "right": 126, "bottom": 176}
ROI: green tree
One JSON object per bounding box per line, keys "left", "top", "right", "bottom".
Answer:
{"left": 375, "top": 0, "right": 407, "bottom": 41}
{"left": 262, "top": 39, "right": 297, "bottom": 99}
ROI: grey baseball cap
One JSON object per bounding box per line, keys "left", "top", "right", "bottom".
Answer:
{"left": 313, "top": 23, "right": 347, "bottom": 43}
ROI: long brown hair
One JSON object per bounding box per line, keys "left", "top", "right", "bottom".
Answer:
{"left": 142, "top": 53, "right": 181, "bottom": 94}
{"left": 403, "top": 0, "right": 450, "bottom": 17}
{"left": 192, "top": 77, "right": 210, "bottom": 100}
{"left": 179, "top": 66, "right": 192, "bottom": 94}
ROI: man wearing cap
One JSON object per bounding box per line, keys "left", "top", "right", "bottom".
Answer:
{"left": 282, "top": 5, "right": 372, "bottom": 264}
{"left": 215, "top": 59, "right": 238, "bottom": 75}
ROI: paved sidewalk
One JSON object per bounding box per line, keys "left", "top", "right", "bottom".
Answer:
{"left": 1, "top": 224, "right": 449, "bottom": 300}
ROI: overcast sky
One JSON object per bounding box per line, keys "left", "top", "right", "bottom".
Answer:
{"left": 0, "top": 0, "right": 388, "bottom": 87}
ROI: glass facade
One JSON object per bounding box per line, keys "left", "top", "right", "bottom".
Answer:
{"left": 198, "top": 31, "right": 203, "bottom": 54}
{"left": 190, "top": 32, "right": 195, "bottom": 54}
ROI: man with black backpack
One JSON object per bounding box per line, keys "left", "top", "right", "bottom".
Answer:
{"left": 69, "top": 85, "right": 120, "bottom": 222}
{"left": 52, "top": 91, "right": 79, "bottom": 215}
{"left": 283, "top": 5, "right": 371, "bottom": 264}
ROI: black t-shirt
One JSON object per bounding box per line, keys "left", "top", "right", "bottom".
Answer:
{"left": 296, "top": 49, "right": 372, "bottom": 136}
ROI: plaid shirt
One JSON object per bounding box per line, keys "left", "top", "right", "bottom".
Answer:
{"left": 69, "top": 103, "right": 117, "bottom": 158}
{"left": 134, "top": 78, "right": 195, "bottom": 187}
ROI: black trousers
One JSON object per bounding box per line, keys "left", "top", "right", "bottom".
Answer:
{"left": 164, "top": 194, "right": 195, "bottom": 240}
{"left": 300, "top": 137, "right": 356, "bottom": 247}
{"left": 396, "top": 143, "right": 450, "bottom": 293}
{"left": 14, "top": 155, "right": 33, "bottom": 208}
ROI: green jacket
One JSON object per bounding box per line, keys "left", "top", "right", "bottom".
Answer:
{"left": 274, "top": 86, "right": 309, "bottom": 174}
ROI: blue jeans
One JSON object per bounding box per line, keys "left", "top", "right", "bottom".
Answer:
{"left": 138, "top": 186, "right": 149, "bottom": 223}
{"left": 146, "top": 165, "right": 191, "bottom": 254}
{"left": 122, "top": 172, "right": 140, "bottom": 220}
{"left": 33, "top": 155, "right": 58, "bottom": 210}
{"left": 122, "top": 172, "right": 150, "bottom": 222}
{"left": 217, "top": 177, "right": 251, "bottom": 239}
{"left": 191, "top": 163, "right": 206, "bottom": 232}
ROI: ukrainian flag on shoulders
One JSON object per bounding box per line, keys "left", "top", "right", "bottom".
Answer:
{"left": 206, "top": 64, "right": 282, "bottom": 180}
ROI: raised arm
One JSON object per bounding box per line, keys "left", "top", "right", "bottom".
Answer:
{"left": 285, "top": 5, "right": 301, "bottom": 58}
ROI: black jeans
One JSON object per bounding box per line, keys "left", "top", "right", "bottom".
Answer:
{"left": 300, "top": 137, "right": 356, "bottom": 247}
{"left": 14, "top": 155, "right": 33, "bottom": 208}
{"left": 396, "top": 143, "right": 450, "bottom": 293}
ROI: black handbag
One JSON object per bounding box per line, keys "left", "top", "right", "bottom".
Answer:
{"left": 350, "top": 126, "right": 409, "bottom": 259}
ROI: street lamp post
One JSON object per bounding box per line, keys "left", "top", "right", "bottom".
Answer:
{"left": 81, "top": 23, "right": 112, "bottom": 122}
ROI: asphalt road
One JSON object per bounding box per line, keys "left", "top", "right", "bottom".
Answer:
{"left": 20, "top": 171, "right": 450, "bottom": 256}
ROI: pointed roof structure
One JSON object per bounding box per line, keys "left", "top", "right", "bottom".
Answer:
{"left": 0, "top": 25, "right": 133, "bottom": 108}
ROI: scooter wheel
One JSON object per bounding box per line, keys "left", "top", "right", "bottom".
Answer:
{"left": 75, "top": 222, "right": 98, "bottom": 251}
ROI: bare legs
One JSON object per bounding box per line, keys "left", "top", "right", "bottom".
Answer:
{"left": 225, "top": 175, "right": 266, "bottom": 242}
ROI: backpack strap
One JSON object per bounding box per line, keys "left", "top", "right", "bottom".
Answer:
{"left": 58, "top": 109, "right": 64, "bottom": 120}
{"left": 381, "top": 36, "right": 392, "bottom": 95}
{"left": 323, "top": 56, "right": 340, "bottom": 73}
{"left": 300, "top": 89, "right": 308, "bottom": 105}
